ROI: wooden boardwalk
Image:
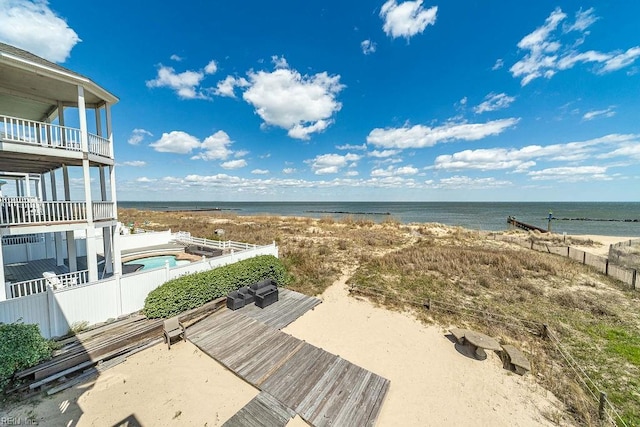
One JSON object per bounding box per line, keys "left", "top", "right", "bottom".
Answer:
{"left": 223, "top": 392, "right": 295, "bottom": 427}
{"left": 188, "top": 289, "right": 389, "bottom": 427}
{"left": 240, "top": 288, "right": 322, "bottom": 329}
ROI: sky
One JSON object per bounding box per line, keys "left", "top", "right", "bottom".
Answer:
{"left": 1, "top": 0, "right": 640, "bottom": 202}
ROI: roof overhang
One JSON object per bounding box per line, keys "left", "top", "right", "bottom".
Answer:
{"left": 0, "top": 43, "right": 118, "bottom": 122}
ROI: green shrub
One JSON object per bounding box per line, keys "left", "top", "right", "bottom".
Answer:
{"left": 0, "top": 322, "right": 53, "bottom": 390}
{"left": 144, "top": 255, "right": 290, "bottom": 318}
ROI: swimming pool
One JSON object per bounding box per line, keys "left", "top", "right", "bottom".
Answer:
{"left": 124, "top": 255, "right": 190, "bottom": 271}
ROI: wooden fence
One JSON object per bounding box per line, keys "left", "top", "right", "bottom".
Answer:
{"left": 495, "top": 235, "right": 638, "bottom": 290}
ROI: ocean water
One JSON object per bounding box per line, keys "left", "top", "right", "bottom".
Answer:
{"left": 118, "top": 201, "right": 640, "bottom": 237}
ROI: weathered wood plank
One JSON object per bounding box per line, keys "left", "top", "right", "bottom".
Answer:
{"left": 187, "top": 289, "right": 388, "bottom": 427}
{"left": 222, "top": 392, "right": 295, "bottom": 427}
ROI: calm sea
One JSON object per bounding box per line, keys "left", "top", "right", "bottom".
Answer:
{"left": 118, "top": 201, "right": 640, "bottom": 237}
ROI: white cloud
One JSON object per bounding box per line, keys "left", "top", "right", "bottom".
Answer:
{"left": 371, "top": 165, "right": 418, "bottom": 177}
{"left": 306, "top": 153, "right": 361, "bottom": 175}
{"left": 191, "top": 130, "right": 234, "bottom": 161}
{"left": 598, "top": 143, "right": 640, "bottom": 160}
{"left": 136, "top": 177, "right": 156, "bottom": 183}
{"left": 242, "top": 61, "right": 344, "bottom": 140}
{"left": 582, "top": 107, "right": 615, "bottom": 121}
{"left": 434, "top": 133, "right": 639, "bottom": 172}
{"left": 149, "top": 131, "right": 201, "bottom": 154}
{"left": 510, "top": 7, "right": 640, "bottom": 85}
{"left": 492, "top": 59, "right": 504, "bottom": 70}
{"left": 380, "top": 0, "right": 438, "bottom": 40}
{"left": 271, "top": 55, "right": 289, "bottom": 69}
{"left": 282, "top": 168, "right": 297, "bottom": 174}
{"left": 170, "top": 54, "right": 183, "bottom": 62}
{"left": 128, "top": 128, "right": 153, "bottom": 145}
{"left": 474, "top": 93, "right": 516, "bottom": 114}
{"left": 204, "top": 60, "right": 218, "bottom": 74}
{"left": 146, "top": 59, "right": 218, "bottom": 99}
{"left": 528, "top": 166, "right": 610, "bottom": 182}
{"left": 146, "top": 65, "right": 207, "bottom": 99}
{"left": 0, "top": 0, "right": 80, "bottom": 62}
{"left": 121, "top": 160, "right": 146, "bottom": 167}
{"left": 367, "top": 118, "right": 519, "bottom": 149}
{"left": 214, "top": 75, "right": 250, "bottom": 98}
{"left": 252, "top": 169, "right": 269, "bottom": 175}
{"left": 361, "top": 39, "right": 377, "bottom": 55}
{"left": 565, "top": 8, "right": 599, "bottom": 32}
{"left": 600, "top": 47, "right": 640, "bottom": 73}
{"left": 436, "top": 176, "right": 512, "bottom": 189}
{"left": 336, "top": 143, "right": 367, "bottom": 151}
{"left": 221, "top": 159, "right": 247, "bottom": 170}
{"left": 369, "top": 149, "right": 399, "bottom": 158}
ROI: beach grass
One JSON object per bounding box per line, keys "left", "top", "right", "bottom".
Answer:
{"left": 119, "top": 208, "right": 640, "bottom": 426}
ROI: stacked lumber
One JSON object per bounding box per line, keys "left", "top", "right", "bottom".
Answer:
{"left": 10, "top": 315, "right": 163, "bottom": 396}
{"left": 8, "top": 296, "right": 228, "bottom": 397}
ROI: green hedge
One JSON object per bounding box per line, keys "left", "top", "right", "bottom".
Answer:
{"left": 0, "top": 322, "right": 53, "bottom": 390}
{"left": 144, "top": 255, "right": 290, "bottom": 318}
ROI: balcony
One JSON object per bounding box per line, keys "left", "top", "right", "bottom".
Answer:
{"left": 0, "top": 197, "right": 115, "bottom": 226}
{"left": 0, "top": 114, "right": 111, "bottom": 159}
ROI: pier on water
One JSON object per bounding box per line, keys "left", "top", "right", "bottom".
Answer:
{"left": 507, "top": 216, "right": 549, "bottom": 233}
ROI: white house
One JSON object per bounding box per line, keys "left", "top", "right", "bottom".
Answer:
{"left": 0, "top": 42, "right": 278, "bottom": 338}
{"left": 0, "top": 41, "right": 121, "bottom": 299}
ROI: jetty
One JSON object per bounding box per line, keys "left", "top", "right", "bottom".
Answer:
{"left": 507, "top": 216, "right": 548, "bottom": 233}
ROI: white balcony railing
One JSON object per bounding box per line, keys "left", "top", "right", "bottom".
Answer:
{"left": 0, "top": 197, "right": 115, "bottom": 226}
{"left": 92, "top": 201, "right": 114, "bottom": 221}
{"left": 0, "top": 114, "right": 111, "bottom": 158}
{"left": 7, "top": 270, "right": 89, "bottom": 299}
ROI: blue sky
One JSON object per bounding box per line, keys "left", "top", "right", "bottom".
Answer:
{"left": 2, "top": 0, "right": 640, "bottom": 202}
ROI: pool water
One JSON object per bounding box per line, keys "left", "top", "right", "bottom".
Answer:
{"left": 124, "top": 255, "right": 190, "bottom": 271}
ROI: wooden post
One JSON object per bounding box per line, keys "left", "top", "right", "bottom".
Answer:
{"left": 567, "top": 247, "right": 570, "bottom": 257}
{"left": 583, "top": 251, "right": 586, "bottom": 265}
{"left": 598, "top": 391, "right": 607, "bottom": 421}
{"left": 633, "top": 269, "right": 637, "bottom": 290}
{"left": 605, "top": 259, "right": 609, "bottom": 276}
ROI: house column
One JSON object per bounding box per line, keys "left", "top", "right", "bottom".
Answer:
{"left": 105, "top": 103, "right": 122, "bottom": 276}
{"left": 99, "top": 167, "right": 113, "bottom": 275}
{"left": 0, "top": 243, "right": 7, "bottom": 301}
{"left": 41, "top": 173, "right": 54, "bottom": 260}
{"left": 78, "top": 85, "right": 97, "bottom": 281}
{"left": 50, "top": 170, "right": 65, "bottom": 266}
{"left": 63, "top": 165, "right": 77, "bottom": 272}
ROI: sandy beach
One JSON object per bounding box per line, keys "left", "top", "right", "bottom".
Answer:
{"left": 3, "top": 217, "right": 636, "bottom": 426}
{"left": 4, "top": 274, "right": 570, "bottom": 426}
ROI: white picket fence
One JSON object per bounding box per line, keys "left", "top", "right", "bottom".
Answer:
{"left": 0, "top": 242, "right": 278, "bottom": 338}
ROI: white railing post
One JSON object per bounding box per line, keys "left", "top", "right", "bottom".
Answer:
{"left": 115, "top": 274, "right": 123, "bottom": 316}
{"left": 46, "top": 284, "right": 56, "bottom": 338}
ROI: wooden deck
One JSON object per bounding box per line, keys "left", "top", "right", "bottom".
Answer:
{"left": 188, "top": 289, "right": 389, "bottom": 427}
{"left": 240, "top": 288, "right": 322, "bottom": 329}
{"left": 223, "top": 392, "right": 295, "bottom": 427}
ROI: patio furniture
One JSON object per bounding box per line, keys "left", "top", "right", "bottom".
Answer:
{"left": 43, "top": 271, "right": 76, "bottom": 290}
{"left": 501, "top": 344, "right": 531, "bottom": 375}
{"left": 163, "top": 316, "right": 186, "bottom": 350}
{"left": 255, "top": 286, "right": 279, "bottom": 308}
{"left": 462, "top": 330, "right": 502, "bottom": 360}
{"left": 248, "top": 278, "right": 278, "bottom": 296}
{"left": 226, "top": 290, "right": 246, "bottom": 310}
{"left": 237, "top": 286, "right": 255, "bottom": 304}
{"left": 449, "top": 328, "right": 501, "bottom": 360}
